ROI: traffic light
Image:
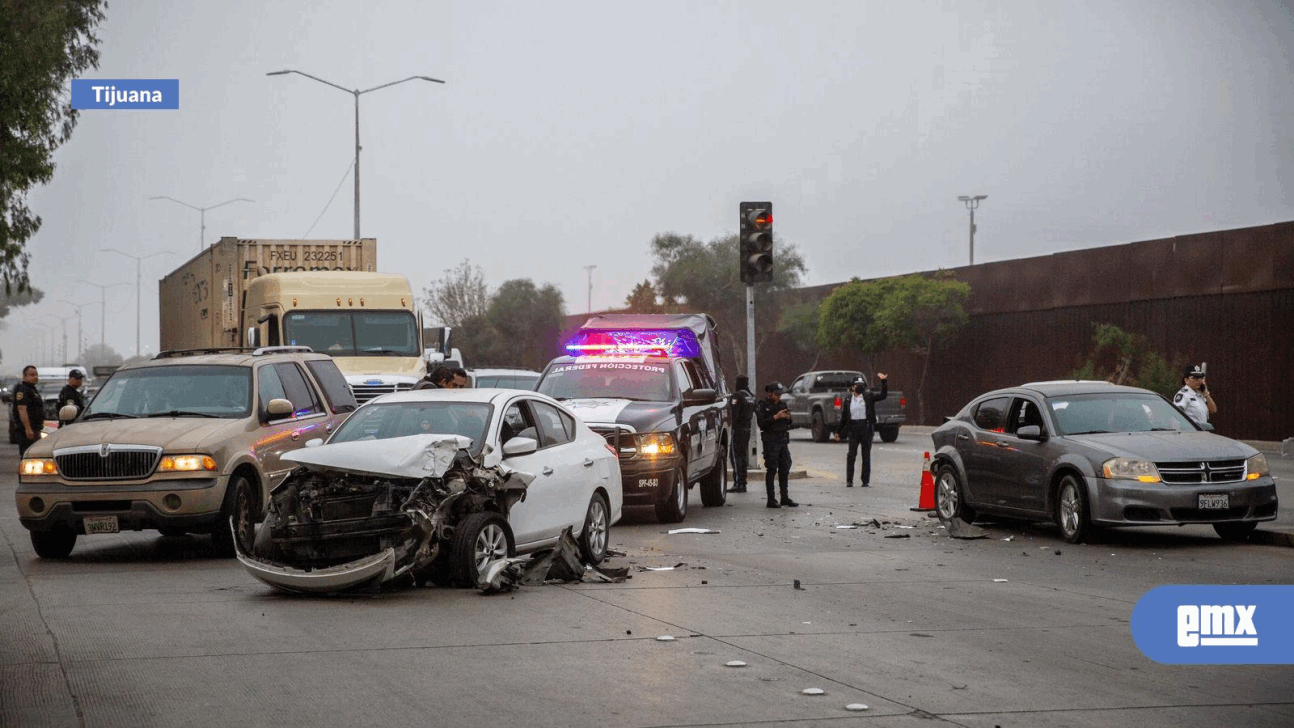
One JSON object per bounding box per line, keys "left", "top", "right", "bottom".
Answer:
{"left": 739, "top": 201, "right": 773, "bottom": 283}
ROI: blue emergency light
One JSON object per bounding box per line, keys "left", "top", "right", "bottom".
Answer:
{"left": 564, "top": 329, "right": 702, "bottom": 358}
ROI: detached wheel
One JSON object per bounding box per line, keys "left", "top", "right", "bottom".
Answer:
{"left": 655, "top": 464, "right": 688, "bottom": 523}
{"left": 1213, "top": 521, "right": 1258, "bottom": 542}
{"left": 451, "top": 512, "right": 514, "bottom": 588}
{"left": 31, "top": 529, "right": 77, "bottom": 559}
{"left": 935, "top": 464, "right": 975, "bottom": 524}
{"left": 879, "top": 426, "right": 900, "bottom": 443}
{"left": 699, "top": 442, "right": 728, "bottom": 507}
{"left": 810, "top": 411, "right": 828, "bottom": 443}
{"left": 212, "top": 474, "right": 257, "bottom": 558}
{"left": 1055, "top": 474, "right": 1092, "bottom": 544}
{"left": 579, "top": 493, "right": 611, "bottom": 564}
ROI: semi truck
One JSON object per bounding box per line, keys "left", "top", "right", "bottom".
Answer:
{"left": 159, "top": 237, "right": 425, "bottom": 402}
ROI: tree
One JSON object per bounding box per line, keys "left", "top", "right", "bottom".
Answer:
{"left": 1, "top": 0, "right": 107, "bottom": 294}
{"left": 421, "top": 259, "right": 489, "bottom": 327}
{"left": 815, "top": 277, "right": 898, "bottom": 372}
{"left": 79, "top": 342, "right": 122, "bottom": 370}
{"left": 871, "top": 271, "right": 971, "bottom": 423}
{"left": 650, "top": 232, "right": 806, "bottom": 379}
{"left": 1072, "top": 323, "right": 1182, "bottom": 398}
{"left": 0, "top": 286, "right": 44, "bottom": 323}
{"left": 775, "top": 300, "right": 823, "bottom": 371}
{"left": 466, "top": 279, "right": 566, "bottom": 370}
{"left": 623, "top": 280, "right": 661, "bottom": 313}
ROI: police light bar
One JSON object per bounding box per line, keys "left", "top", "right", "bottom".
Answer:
{"left": 564, "top": 329, "right": 702, "bottom": 358}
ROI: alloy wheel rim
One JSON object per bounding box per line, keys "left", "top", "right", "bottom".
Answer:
{"left": 588, "top": 501, "right": 608, "bottom": 556}
{"left": 1060, "top": 484, "right": 1079, "bottom": 534}
{"left": 936, "top": 473, "right": 957, "bottom": 519}
{"left": 474, "top": 524, "right": 509, "bottom": 572}
{"left": 675, "top": 471, "right": 686, "bottom": 511}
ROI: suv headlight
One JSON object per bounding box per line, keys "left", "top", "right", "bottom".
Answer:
{"left": 1101, "top": 457, "right": 1161, "bottom": 483}
{"left": 1245, "top": 454, "right": 1269, "bottom": 480}
{"left": 636, "top": 433, "right": 677, "bottom": 458}
{"left": 20, "top": 458, "right": 57, "bottom": 476}
{"left": 159, "top": 455, "right": 217, "bottom": 472}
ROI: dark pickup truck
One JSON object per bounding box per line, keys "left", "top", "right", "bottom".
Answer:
{"left": 783, "top": 370, "right": 906, "bottom": 443}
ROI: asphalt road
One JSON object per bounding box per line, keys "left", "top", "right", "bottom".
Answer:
{"left": 3, "top": 429, "right": 1291, "bottom": 728}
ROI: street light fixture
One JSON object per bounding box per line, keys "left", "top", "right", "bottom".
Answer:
{"left": 55, "top": 299, "right": 99, "bottom": 360}
{"left": 100, "top": 249, "right": 173, "bottom": 357}
{"left": 150, "top": 196, "right": 254, "bottom": 251}
{"left": 77, "top": 280, "right": 132, "bottom": 350}
{"left": 267, "top": 69, "right": 445, "bottom": 239}
{"left": 957, "top": 195, "right": 988, "bottom": 265}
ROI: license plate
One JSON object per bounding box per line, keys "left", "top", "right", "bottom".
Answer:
{"left": 83, "top": 515, "right": 119, "bottom": 534}
{"left": 1198, "top": 494, "right": 1229, "bottom": 510}
{"left": 638, "top": 478, "right": 659, "bottom": 488}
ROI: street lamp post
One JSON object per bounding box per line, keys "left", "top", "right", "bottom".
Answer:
{"left": 150, "top": 196, "right": 254, "bottom": 252}
{"left": 267, "top": 69, "right": 445, "bottom": 239}
{"left": 583, "top": 265, "right": 596, "bottom": 314}
{"left": 101, "top": 250, "right": 173, "bottom": 357}
{"left": 957, "top": 195, "right": 987, "bottom": 265}
{"left": 45, "top": 315, "right": 74, "bottom": 364}
{"left": 78, "top": 280, "right": 133, "bottom": 350}
{"left": 55, "top": 299, "right": 99, "bottom": 360}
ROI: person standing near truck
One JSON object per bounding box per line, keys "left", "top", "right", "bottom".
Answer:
{"left": 11, "top": 365, "right": 44, "bottom": 456}
{"left": 835, "top": 372, "right": 888, "bottom": 487}
{"left": 727, "top": 375, "right": 755, "bottom": 493}
{"left": 756, "top": 382, "right": 797, "bottom": 508}
{"left": 56, "top": 369, "right": 87, "bottom": 427}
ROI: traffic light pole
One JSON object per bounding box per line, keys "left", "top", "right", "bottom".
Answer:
{"left": 745, "top": 282, "right": 761, "bottom": 468}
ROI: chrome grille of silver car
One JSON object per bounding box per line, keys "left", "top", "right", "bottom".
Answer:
{"left": 54, "top": 445, "right": 163, "bottom": 480}
{"left": 590, "top": 424, "right": 637, "bottom": 459}
{"left": 1155, "top": 459, "right": 1246, "bottom": 484}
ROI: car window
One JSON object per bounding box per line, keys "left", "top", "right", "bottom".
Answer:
{"left": 500, "top": 401, "right": 537, "bottom": 445}
{"left": 1006, "top": 397, "right": 1046, "bottom": 435}
{"left": 972, "top": 397, "right": 1010, "bottom": 432}
{"left": 791, "top": 376, "right": 806, "bottom": 393}
{"left": 531, "top": 401, "right": 574, "bottom": 447}
{"left": 274, "top": 363, "right": 323, "bottom": 417}
{"left": 258, "top": 364, "right": 288, "bottom": 415}
{"left": 305, "top": 359, "right": 358, "bottom": 414}
{"left": 329, "top": 402, "right": 492, "bottom": 451}
{"left": 475, "top": 375, "right": 499, "bottom": 388}
{"left": 678, "top": 361, "right": 704, "bottom": 391}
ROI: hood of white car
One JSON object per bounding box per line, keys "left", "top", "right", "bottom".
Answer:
{"left": 283, "top": 434, "right": 474, "bottom": 479}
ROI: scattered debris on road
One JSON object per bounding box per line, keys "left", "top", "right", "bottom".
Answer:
{"left": 479, "top": 527, "right": 629, "bottom": 593}
{"left": 945, "top": 519, "right": 989, "bottom": 539}
{"left": 845, "top": 703, "right": 869, "bottom": 711}
{"left": 667, "top": 527, "right": 721, "bottom": 534}
{"left": 802, "top": 688, "right": 825, "bottom": 695}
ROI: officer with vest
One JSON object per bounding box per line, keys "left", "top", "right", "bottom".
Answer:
{"left": 56, "top": 369, "right": 87, "bottom": 426}
{"left": 727, "top": 375, "right": 756, "bottom": 493}
{"left": 755, "top": 382, "right": 797, "bottom": 508}
{"left": 11, "top": 365, "right": 45, "bottom": 456}
{"left": 1174, "top": 364, "right": 1215, "bottom": 428}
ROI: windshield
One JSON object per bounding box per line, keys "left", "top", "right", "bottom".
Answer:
{"left": 83, "top": 365, "right": 253, "bottom": 418}
{"left": 283, "top": 311, "right": 420, "bottom": 357}
{"left": 1046, "top": 392, "right": 1198, "bottom": 435}
{"left": 537, "top": 359, "right": 675, "bottom": 402}
{"left": 329, "top": 401, "right": 493, "bottom": 453}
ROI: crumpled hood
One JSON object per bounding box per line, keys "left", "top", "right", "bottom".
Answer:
{"left": 563, "top": 398, "right": 676, "bottom": 432}
{"left": 283, "top": 434, "right": 477, "bottom": 479}
{"left": 1065, "top": 431, "right": 1257, "bottom": 461}
{"left": 42, "top": 417, "right": 243, "bottom": 454}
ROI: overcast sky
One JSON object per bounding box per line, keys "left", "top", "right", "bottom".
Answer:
{"left": 6, "top": 0, "right": 1292, "bottom": 368}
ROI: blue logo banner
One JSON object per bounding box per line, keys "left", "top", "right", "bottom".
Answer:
{"left": 71, "top": 79, "right": 179, "bottom": 109}
{"left": 1131, "top": 585, "right": 1294, "bottom": 664}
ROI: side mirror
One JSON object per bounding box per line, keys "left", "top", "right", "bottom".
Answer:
{"left": 1016, "top": 425, "right": 1046, "bottom": 441}
{"left": 59, "top": 404, "right": 80, "bottom": 422}
{"left": 683, "top": 387, "right": 717, "bottom": 405}
{"left": 501, "top": 436, "right": 538, "bottom": 457}
{"left": 266, "top": 398, "right": 294, "bottom": 418}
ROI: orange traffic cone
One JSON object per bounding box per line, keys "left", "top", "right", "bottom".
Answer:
{"left": 910, "top": 451, "right": 936, "bottom": 512}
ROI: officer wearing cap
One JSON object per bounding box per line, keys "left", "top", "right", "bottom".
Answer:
{"left": 56, "top": 369, "right": 87, "bottom": 427}
{"left": 834, "top": 372, "right": 888, "bottom": 486}
{"left": 755, "top": 382, "right": 797, "bottom": 508}
{"left": 1174, "top": 364, "right": 1215, "bottom": 428}
{"left": 10, "top": 365, "right": 44, "bottom": 456}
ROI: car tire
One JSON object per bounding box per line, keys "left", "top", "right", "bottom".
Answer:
{"left": 212, "top": 474, "right": 257, "bottom": 558}
{"left": 699, "top": 441, "right": 728, "bottom": 507}
{"left": 31, "top": 529, "right": 77, "bottom": 559}
{"left": 1213, "top": 521, "right": 1258, "bottom": 542}
{"left": 811, "top": 411, "right": 828, "bottom": 443}
{"left": 655, "top": 464, "right": 688, "bottom": 523}
{"left": 879, "top": 426, "right": 900, "bottom": 443}
{"left": 934, "top": 464, "right": 975, "bottom": 524}
{"left": 451, "top": 512, "right": 514, "bottom": 588}
{"left": 1055, "top": 474, "right": 1092, "bottom": 544}
{"left": 579, "top": 493, "right": 611, "bottom": 565}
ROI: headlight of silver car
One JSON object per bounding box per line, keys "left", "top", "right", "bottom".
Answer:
{"left": 1244, "top": 453, "right": 1269, "bottom": 480}
{"left": 1101, "top": 457, "right": 1161, "bottom": 483}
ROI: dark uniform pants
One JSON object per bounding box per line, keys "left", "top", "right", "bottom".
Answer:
{"left": 845, "top": 421, "right": 874, "bottom": 485}
{"left": 731, "top": 428, "right": 751, "bottom": 487}
{"left": 763, "top": 434, "right": 792, "bottom": 499}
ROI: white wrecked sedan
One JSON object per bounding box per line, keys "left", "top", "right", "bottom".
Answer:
{"left": 235, "top": 388, "right": 623, "bottom": 592}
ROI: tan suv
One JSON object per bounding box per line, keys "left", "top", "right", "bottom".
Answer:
{"left": 16, "top": 347, "right": 357, "bottom": 558}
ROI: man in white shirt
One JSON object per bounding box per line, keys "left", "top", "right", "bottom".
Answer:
{"left": 1173, "top": 364, "right": 1216, "bottom": 428}
{"left": 834, "top": 373, "right": 888, "bottom": 486}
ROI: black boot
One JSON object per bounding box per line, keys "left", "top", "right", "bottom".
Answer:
{"left": 766, "top": 496, "right": 780, "bottom": 508}
{"left": 780, "top": 494, "right": 799, "bottom": 507}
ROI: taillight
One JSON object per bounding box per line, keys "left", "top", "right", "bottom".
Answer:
{"left": 833, "top": 396, "right": 842, "bottom": 409}
{"left": 899, "top": 397, "right": 907, "bottom": 407}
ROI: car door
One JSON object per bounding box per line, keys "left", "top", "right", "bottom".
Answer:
{"left": 990, "top": 396, "right": 1053, "bottom": 514}
{"left": 960, "top": 396, "right": 1012, "bottom": 507}
{"left": 497, "top": 397, "right": 581, "bottom": 549}
{"left": 255, "top": 362, "right": 333, "bottom": 490}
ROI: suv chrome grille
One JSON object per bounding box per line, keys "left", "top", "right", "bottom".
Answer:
{"left": 1156, "top": 459, "right": 1246, "bottom": 484}
{"left": 54, "top": 445, "right": 163, "bottom": 481}
{"left": 350, "top": 382, "right": 414, "bottom": 404}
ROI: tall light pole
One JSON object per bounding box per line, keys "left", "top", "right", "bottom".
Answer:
{"left": 150, "top": 196, "right": 253, "bottom": 251}
{"left": 55, "top": 299, "right": 98, "bottom": 360}
{"left": 78, "top": 280, "right": 132, "bottom": 350}
{"left": 101, "top": 249, "right": 173, "bottom": 357}
{"left": 957, "top": 195, "right": 987, "bottom": 265}
{"left": 583, "top": 265, "right": 596, "bottom": 313}
{"left": 267, "top": 69, "right": 445, "bottom": 239}
{"left": 45, "top": 315, "right": 74, "bottom": 364}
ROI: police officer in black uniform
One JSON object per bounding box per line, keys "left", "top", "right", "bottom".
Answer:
{"left": 755, "top": 382, "right": 797, "bottom": 508}
{"left": 727, "top": 375, "right": 755, "bottom": 493}
{"left": 56, "top": 369, "right": 87, "bottom": 426}
{"left": 11, "top": 365, "right": 44, "bottom": 456}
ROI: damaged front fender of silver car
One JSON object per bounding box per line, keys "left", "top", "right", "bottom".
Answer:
{"left": 235, "top": 434, "right": 534, "bottom": 594}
